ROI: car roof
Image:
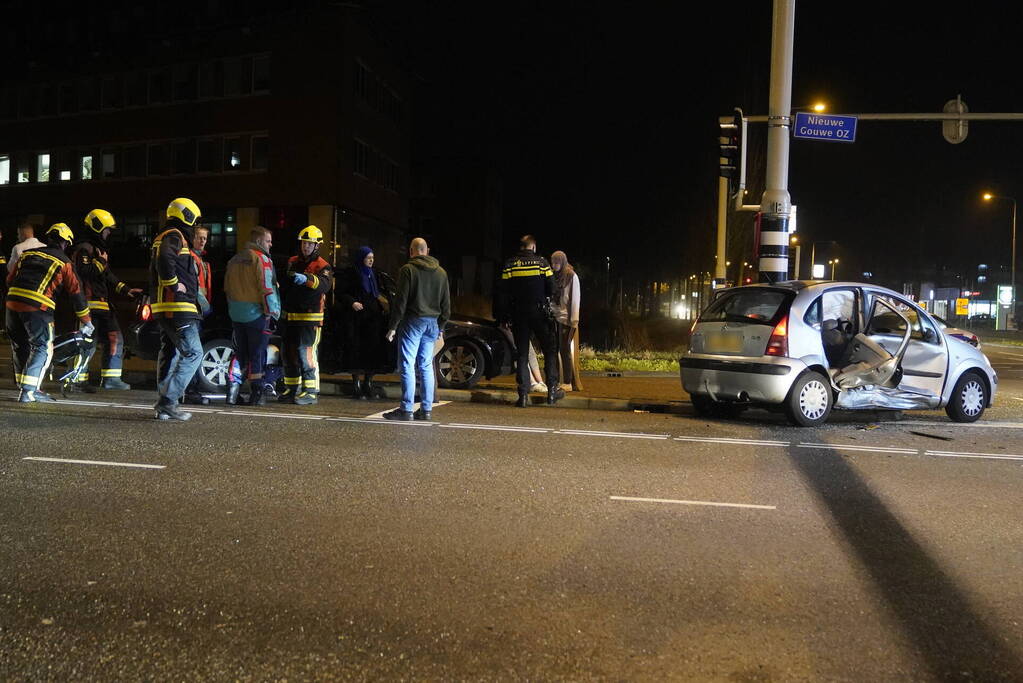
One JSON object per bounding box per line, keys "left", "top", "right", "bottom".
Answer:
{"left": 718, "top": 280, "right": 903, "bottom": 298}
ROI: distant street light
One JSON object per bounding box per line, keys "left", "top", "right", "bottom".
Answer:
{"left": 809, "top": 240, "right": 838, "bottom": 278}
{"left": 983, "top": 192, "right": 1017, "bottom": 328}
{"left": 828, "top": 258, "right": 840, "bottom": 280}
{"left": 790, "top": 234, "right": 802, "bottom": 279}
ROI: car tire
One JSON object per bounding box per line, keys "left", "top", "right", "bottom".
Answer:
{"left": 196, "top": 337, "right": 235, "bottom": 393}
{"left": 784, "top": 371, "right": 833, "bottom": 427}
{"left": 691, "top": 394, "right": 746, "bottom": 419}
{"left": 436, "top": 339, "right": 486, "bottom": 390}
{"left": 945, "top": 370, "right": 987, "bottom": 423}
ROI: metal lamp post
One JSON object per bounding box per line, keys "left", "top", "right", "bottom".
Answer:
{"left": 983, "top": 193, "right": 1017, "bottom": 329}
{"left": 809, "top": 240, "right": 837, "bottom": 279}
{"left": 829, "top": 258, "right": 840, "bottom": 280}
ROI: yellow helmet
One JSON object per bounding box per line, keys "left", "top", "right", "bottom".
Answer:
{"left": 47, "top": 223, "right": 75, "bottom": 243}
{"left": 84, "top": 208, "right": 116, "bottom": 234}
{"left": 298, "top": 225, "right": 323, "bottom": 244}
{"left": 166, "top": 197, "right": 202, "bottom": 227}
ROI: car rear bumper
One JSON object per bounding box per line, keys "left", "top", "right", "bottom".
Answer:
{"left": 680, "top": 354, "right": 804, "bottom": 404}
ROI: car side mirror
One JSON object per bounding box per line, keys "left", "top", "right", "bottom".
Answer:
{"left": 922, "top": 327, "right": 938, "bottom": 343}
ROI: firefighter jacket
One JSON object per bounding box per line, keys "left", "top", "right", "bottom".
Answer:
{"left": 5, "top": 244, "right": 91, "bottom": 323}
{"left": 71, "top": 236, "right": 131, "bottom": 317}
{"left": 496, "top": 249, "right": 555, "bottom": 323}
{"left": 149, "top": 226, "right": 200, "bottom": 320}
{"left": 282, "top": 254, "right": 333, "bottom": 326}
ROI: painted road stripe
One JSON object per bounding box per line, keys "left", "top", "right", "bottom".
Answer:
{"left": 675, "top": 436, "right": 788, "bottom": 447}
{"left": 442, "top": 423, "right": 549, "bottom": 433}
{"left": 798, "top": 442, "right": 917, "bottom": 454}
{"left": 892, "top": 420, "right": 1023, "bottom": 430}
{"left": 557, "top": 429, "right": 669, "bottom": 440}
{"left": 610, "top": 495, "right": 776, "bottom": 510}
{"left": 23, "top": 457, "right": 165, "bottom": 470}
{"left": 364, "top": 401, "right": 452, "bottom": 420}
{"left": 926, "top": 450, "right": 1023, "bottom": 461}
{"left": 221, "top": 410, "right": 324, "bottom": 420}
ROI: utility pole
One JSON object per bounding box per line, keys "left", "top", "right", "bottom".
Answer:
{"left": 758, "top": 0, "right": 795, "bottom": 283}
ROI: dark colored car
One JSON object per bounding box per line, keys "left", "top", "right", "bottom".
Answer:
{"left": 434, "top": 315, "right": 514, "bottom": 389}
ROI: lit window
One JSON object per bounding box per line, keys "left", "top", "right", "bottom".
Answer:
{"left": 0, "top": 155, "right": 9, "bottom": 184}
{"left": 60, "top": 170, "right": 71, "bottom": 181}
{"left": 224, "top": 138, "right": 241, "bottom": 170}
{"left": 80, "top": 154, "right": 93, "bottom": 180}
{"left": 37, "top": 153, "right": 50, "bottom": 182}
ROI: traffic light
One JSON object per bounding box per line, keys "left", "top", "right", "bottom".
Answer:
{"left": 718, "top": 109, "right": 744, "bottom": 197}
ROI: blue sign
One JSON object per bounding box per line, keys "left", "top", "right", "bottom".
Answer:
{"left": 793, "top": 112, "right": 857, "bottom": 143}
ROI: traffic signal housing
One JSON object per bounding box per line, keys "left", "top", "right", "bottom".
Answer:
{"left": 718, "top": 109, "right": 744, "bottom": 197}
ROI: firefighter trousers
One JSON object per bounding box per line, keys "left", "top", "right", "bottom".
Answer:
{"left": 284, "top": 324, "right": 322, "bottom": 395}
{"left": 6, "top": 309, "right": 55, "bottom": 392}
{"left": 75, "top": 313, "right": 124, "bottom": 382}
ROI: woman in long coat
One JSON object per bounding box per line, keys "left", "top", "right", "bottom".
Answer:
{"left": 550, "top": 250, "right": 584, "bottom": 392}
{"left": 337, "top": 246, "right": 393, "bottom": 398}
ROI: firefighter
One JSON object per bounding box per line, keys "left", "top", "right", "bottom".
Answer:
{"left": 279, "top": 225, "right": 333, "bottom": 405}
{"left": 5, "top": 223, "right": 93, "bottom": 402}
{"left": 150, "top": 198, "right": 203, "bottom": 421}
{"left": 69, "top": 209, "right": 143, "bottom": 392}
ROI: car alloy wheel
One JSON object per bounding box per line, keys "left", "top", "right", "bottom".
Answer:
{"left": 959, "top": 378, "right": 985, "bottom": 418}
{"left": 201, "top": 342, "right": 233, "bottom": 389}
{"left": 440, "top": 345, "right": 478, "bottom": 384}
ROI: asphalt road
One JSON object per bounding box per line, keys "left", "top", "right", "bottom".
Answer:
{"left": 1, "top": 344, "right": 1023, "bottom": 679}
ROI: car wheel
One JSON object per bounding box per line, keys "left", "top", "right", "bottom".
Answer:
{"left": 691, "top": 394, "right": 746, "bottom": 419}
{"left": 785, "top": 371, "right": 833, "bottom": 427}
{"left": 436, "top": 340, "right": 485, "bottom": 389}
{"left": 945, "top": 371, "right": 986, "bottom": 423}
{"left": 196, "top": 338, "right": 235, "bottom": 393}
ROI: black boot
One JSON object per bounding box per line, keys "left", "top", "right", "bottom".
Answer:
{"left": 352, "top": 375, "right": 366, "bottom": 400}
{"left": 362, "top": 374, "right": 375, "bottom": 400}
{"left": 516, "top": 393, "right": 529, "bottom": 408}
{"left": 547, "top": 386, "right": 565, "bottom": 405}
{"left": 248, "top": 381, "right": 265, "bottom": 406}
{"left": 226, "top": 381, "right": 241, "bottom": 405}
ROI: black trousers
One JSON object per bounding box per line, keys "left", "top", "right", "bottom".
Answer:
{"left": 284, "top": 324, "right": 322, "bottom": 394}
{"left": 512, "top": 309, "right": 559, "bottom": 395}
{"left": 6, "top": 309, "right": 54, "bottom": 391}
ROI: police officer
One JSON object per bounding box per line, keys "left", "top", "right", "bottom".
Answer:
{"left": 496, "top": 234, "right": 564, "bottom": 407}
{"left": 6, "top": 223, "right": 94, "bottom": 402}
{"left": 280, "top": 225, "right": 333, "bottom": 406}
{"left": 69, "top": 209, "right": 143, "bottom": 392}
{"left": 150, "top": 198, "right": 204, "bottom": 421}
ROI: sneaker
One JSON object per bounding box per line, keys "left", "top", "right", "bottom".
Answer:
{"left": 546, "top": 386, "right": 566, "bottom": 405}
{"left": 560, "top": 383, "right": 573, "bottom": 393}
{"left": 155, "top": 402, "right": 192, "bottom": 421}
{"left": 19, "top": 390, "right": 56, "bottom": 403}
{"left": 413, "top": 407, "right": 432, "bottom": 421}
{"left": 101, "top": 378, "right": 131, "bottom": 390}
{"left": 382, "top": 408, "right": 413, "bottom": 421}
{"left": 529, "top": 382, "right": 547, "bottom": 394}
{"left": 294, "top": 391, "right": 318, "bottom": 406}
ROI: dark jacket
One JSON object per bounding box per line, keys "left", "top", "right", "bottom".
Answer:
{"left": 6, "top": 243, "right": 91, "bottom": 323}
{"left": 388, "top": 255, "right": 450, "bottom": 330}
{"left": 338, "top": 265, "right": 393, "bottom": 372}
{"left": 149, "top": 225, "right": 200, "bottom": 321}
{"left": 281, "top": 253, "right": 333, "bottom": 326}
{"left": 496, "top": 249, "right": 555, "bottom": 322}
{"left": 71, "top": 235, "right": 131, "bottom": 317}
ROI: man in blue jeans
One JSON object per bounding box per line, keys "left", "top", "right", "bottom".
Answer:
{"left": 384, "top": 237, "right": 450, "bottom": 421}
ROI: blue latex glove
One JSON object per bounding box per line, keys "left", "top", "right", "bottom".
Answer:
{"left": 292, "top": 273, "right": 308, "bottom": 285}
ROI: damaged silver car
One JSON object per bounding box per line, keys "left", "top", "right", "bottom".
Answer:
{"left": 680, "top": 281, "right": 997, "bottom": 426}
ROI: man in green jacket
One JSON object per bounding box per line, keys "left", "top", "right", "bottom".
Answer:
{"left": 383, "top": 237, "right": 450, "bottom": 421}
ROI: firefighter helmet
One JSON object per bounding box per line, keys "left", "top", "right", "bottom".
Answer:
{"left": 166, "top": 198, "right": 202, "bottom": 227}
{"left": 46, "top": 223, "right": 75, "bottom": 243}
{"left": 84, "top": 208, "right": 116, "bottom": 234}
{"left": 298, "top": 225, "right": 323, "bottom": 244}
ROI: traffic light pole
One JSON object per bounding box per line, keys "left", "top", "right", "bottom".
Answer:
{"left": 757, "top": 0, "right": 795, "bottom": 283}
{"left": 716, "top": 176, "right": 728, "bottom": 281}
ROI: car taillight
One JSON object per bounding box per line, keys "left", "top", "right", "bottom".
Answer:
{"left": 141, "top": 304, "right": 151, "bottom": 321}
{"left": 765, "top": 316, "right": 788, "bottom": 356}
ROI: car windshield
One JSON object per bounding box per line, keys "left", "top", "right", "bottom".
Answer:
{"left": 700, "top": 288, "right": 792, "bottom": 326}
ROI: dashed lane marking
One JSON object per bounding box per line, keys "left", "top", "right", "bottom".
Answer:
{"left": 23, "top": 457, "right": 165, "bottom": 470}
{"left": 363, "top": 401, "right": 451, "bottom": 420}
{"left": 610, "top": 495, "right": 776, "bottom": 510}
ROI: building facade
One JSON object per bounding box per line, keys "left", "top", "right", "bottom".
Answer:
{"left": 0, "top": 3, "right": 411, "bottom": 278}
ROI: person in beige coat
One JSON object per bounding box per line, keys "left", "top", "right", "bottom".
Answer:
{"left": 550, "top": 250, "right": 583, "bottom": 391}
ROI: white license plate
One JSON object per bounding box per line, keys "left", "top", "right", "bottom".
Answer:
{"left": 705, "top": 332, "right": 744, "bottom": 353}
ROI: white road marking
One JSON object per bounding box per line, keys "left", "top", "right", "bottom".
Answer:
{"left": 442, "top": 423, "right": 549, "bottom": 433}
{"left": 798, "top": 442, "right": 917, "bottom": 455}
{"left": 675, "top": 436, "right": 788, "bottom": 447}
{"left": 364, "top": 401, "right": 451, "bottom": 420}
{"left": 221, "top": 410, "right": 323, "bottom": 420}
{"left": 23, "top": 457, "right": 165, "bottom": 470}
{"left": 891, "top": 420, "right": 1023, "bottom": 430}
{"left": 610, "top": 495, "right": 776, "bottom": 510}
{"left": 557, "top": 429, "right": 669, "bottom": 440}
{"left": 926, "top": 450, "right": 1023, "bottom": 461}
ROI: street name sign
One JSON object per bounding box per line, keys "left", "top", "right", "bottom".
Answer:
{"left": 793, "top": 112, "right": 858, "bottom": 143}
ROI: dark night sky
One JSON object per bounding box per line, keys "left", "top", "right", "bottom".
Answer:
{"left": 373, "top": 1, "right": 1023, "bottom": 288}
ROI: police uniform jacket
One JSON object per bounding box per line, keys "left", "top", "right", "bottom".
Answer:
{"left": 496, "top": 249, "right": 555, "bottom": 322}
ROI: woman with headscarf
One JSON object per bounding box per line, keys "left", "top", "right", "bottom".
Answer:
{"left": 550, "top": 250, "right": 583, "bottom": 391}
{"left": 338, "top": 246, "right": 393, "bottom": 398}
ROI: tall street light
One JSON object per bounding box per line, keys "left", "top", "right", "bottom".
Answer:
{"left": 983, "top": 192, "right": 1017, "bottom": 328}
{"left": 828, "top": 258, "right": 840, "bottom": 280}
